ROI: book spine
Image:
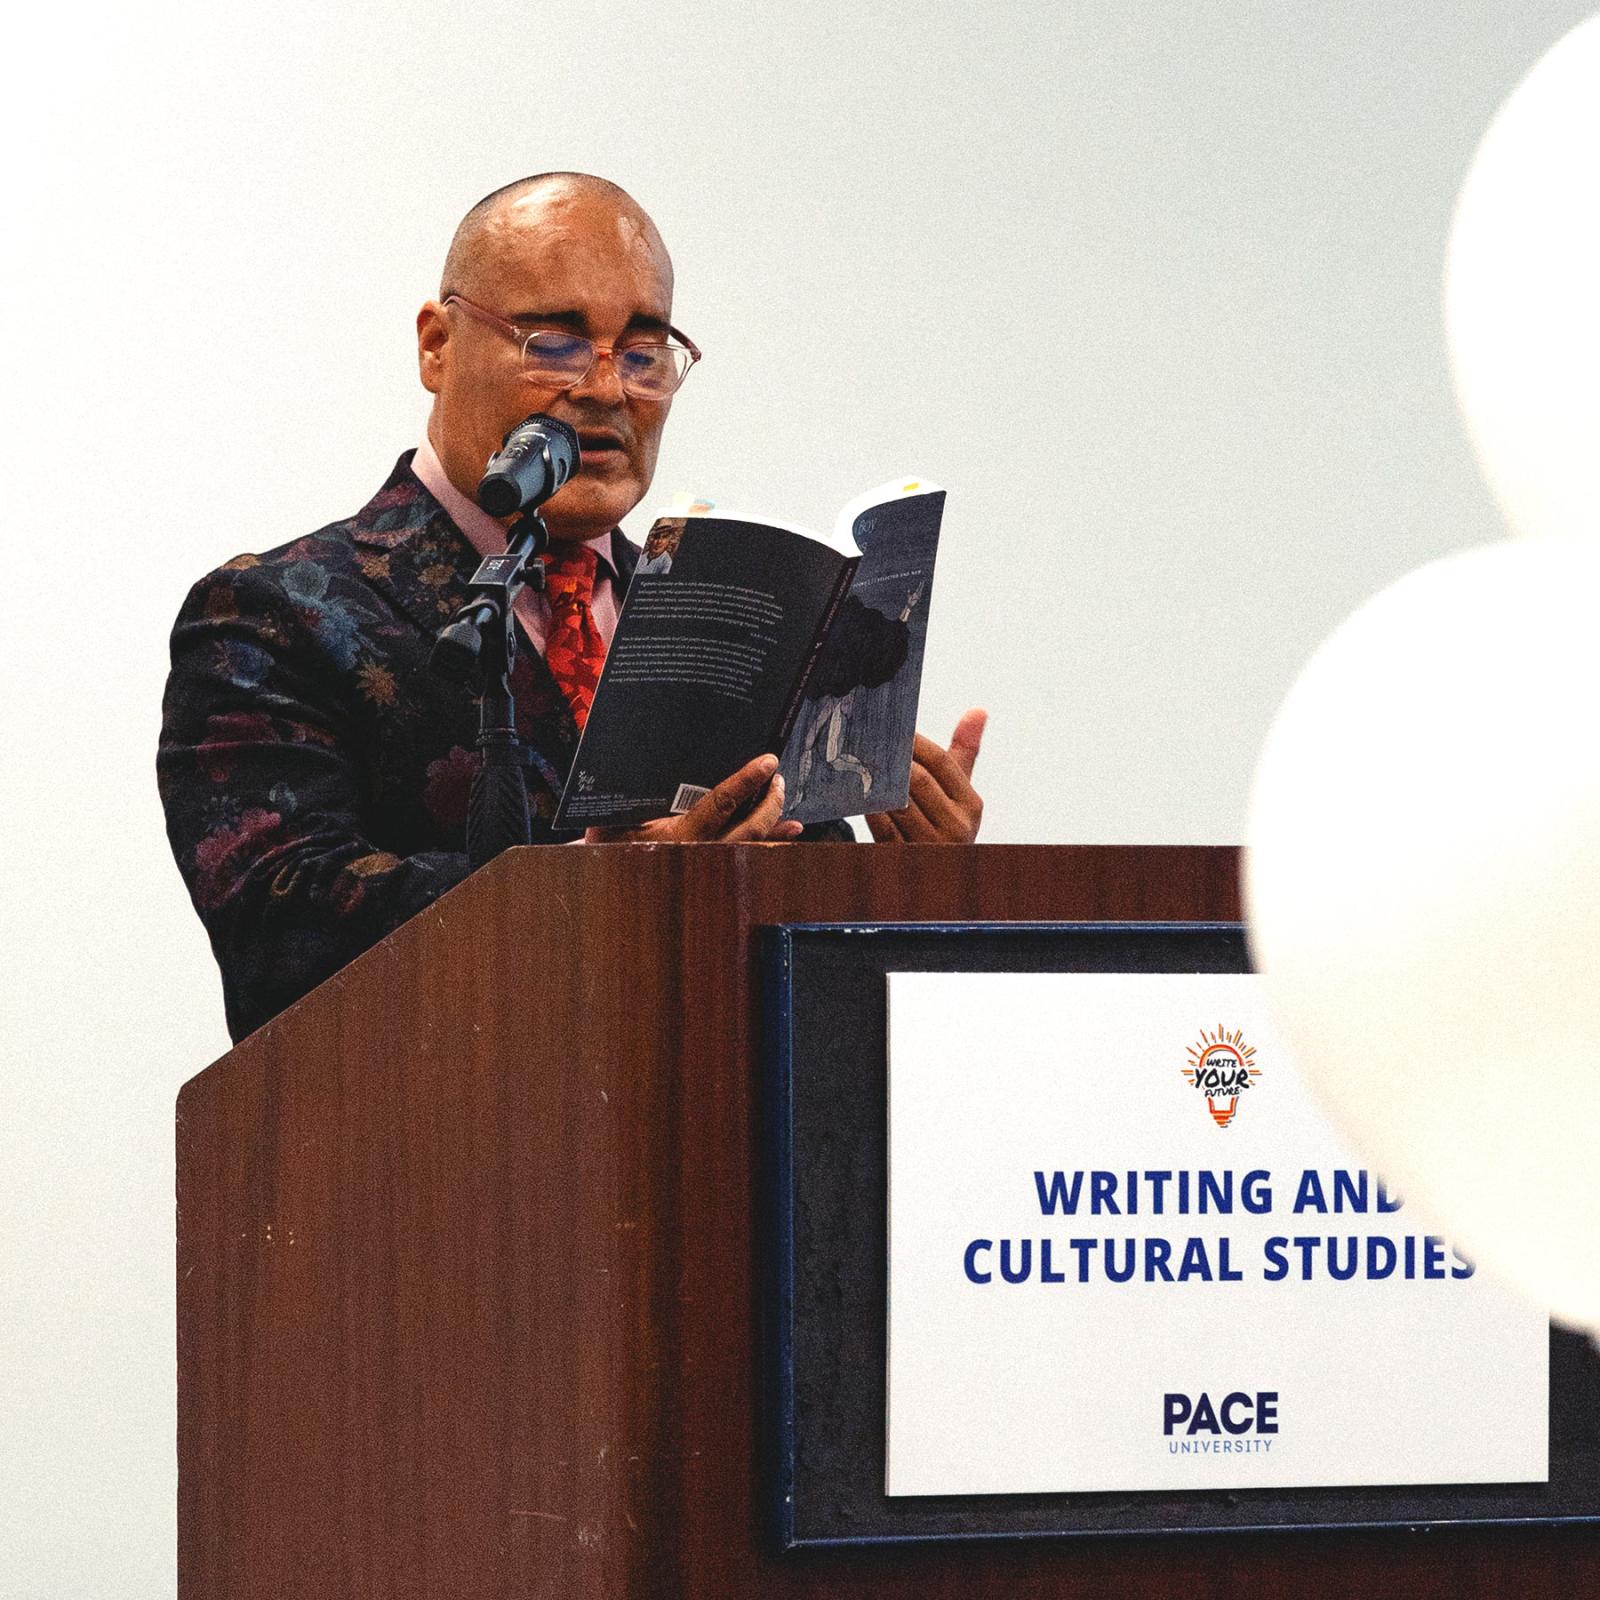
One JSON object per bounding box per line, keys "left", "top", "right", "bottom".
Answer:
{"left": 770, "top": 556, "right": 860, "bottom": 752}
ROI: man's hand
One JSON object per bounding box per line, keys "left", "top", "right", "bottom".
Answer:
{"left": 865, "top": 708, "right": 986, "bottom": 843}
{"left": 584, "top": 754, "right": 804, "bottom": 844}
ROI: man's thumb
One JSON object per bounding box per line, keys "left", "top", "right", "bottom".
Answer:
{"left": 948, "top": 707, "right": 988, "bottom": 778}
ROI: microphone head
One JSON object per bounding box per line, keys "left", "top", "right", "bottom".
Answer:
{"left": 507, "top": 412, "right": 579, "bottom": 472}
{"left": 478, "top": 414, "right": 583, "bottom": 517}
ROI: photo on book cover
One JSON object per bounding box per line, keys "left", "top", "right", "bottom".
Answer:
{"left": 778, "top": 489, "right": 943, "bottom": 823}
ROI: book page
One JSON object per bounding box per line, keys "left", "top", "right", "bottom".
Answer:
{"left": 553, "top": 517, "right": 851, "bottom": 829}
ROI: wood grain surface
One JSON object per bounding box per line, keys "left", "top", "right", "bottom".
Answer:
{"left": 176, "top": 843, "right": 1600, "bottom": 1597}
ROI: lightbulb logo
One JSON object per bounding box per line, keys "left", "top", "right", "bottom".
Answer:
{"left": 1182, "top": 1027, "right": 1261, "bottom": 1129}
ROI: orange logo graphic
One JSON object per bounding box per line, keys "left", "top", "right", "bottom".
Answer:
{"left": 1183, "top": 1026, "right": 1261, "bottom": 1129}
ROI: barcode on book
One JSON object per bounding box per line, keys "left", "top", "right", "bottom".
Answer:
{"left": 670, "top": 783, "right": 711, "bottom": 814}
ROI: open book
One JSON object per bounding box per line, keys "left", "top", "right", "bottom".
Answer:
{"left": 551, "top": 478, "right": 945, "bottom": 829}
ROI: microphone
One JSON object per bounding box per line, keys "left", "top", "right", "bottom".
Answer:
{"left": 477, "top": 413, "right": 581, "bottom": 518}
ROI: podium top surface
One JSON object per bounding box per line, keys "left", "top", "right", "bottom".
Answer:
{"left": 189, "top": 842, "right": 1240, "bottom": 1084}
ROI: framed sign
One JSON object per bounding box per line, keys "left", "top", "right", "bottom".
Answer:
{"left": 763, "top": 923, "right": 1600, "bottom": 1548}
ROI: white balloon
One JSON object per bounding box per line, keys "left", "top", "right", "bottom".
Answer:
{"left": 1245, "top": 538, "right": 1600, "bottom": 1329}
{"left": 1446, "top": 15, "right": 1600, "bottom": 542}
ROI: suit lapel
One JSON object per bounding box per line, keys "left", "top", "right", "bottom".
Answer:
{"left": 609, "top": 526, "right": 640, "bottom": 592}
{"left": 348, "top": 453, "right": 585, "bottom": 784}
{"left": 349, "top": 455, "right": 648, "bottom": 800}
{"left": 349, "top": 453, "right": 479, "bottom": 635}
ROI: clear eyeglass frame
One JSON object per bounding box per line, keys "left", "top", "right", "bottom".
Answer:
{"left": 443, "top": 293, "right": 701, "bottom": 399}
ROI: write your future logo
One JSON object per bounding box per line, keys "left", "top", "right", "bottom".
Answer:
{"left": 1182, "top": 1027, "right": 1261, "bottom": 1130}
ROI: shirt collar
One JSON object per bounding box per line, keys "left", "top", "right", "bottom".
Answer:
{"left": 411, "top": 433, "right": 616, "bottom": 576}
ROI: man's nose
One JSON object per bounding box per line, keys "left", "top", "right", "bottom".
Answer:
{"left": 568, "top": 348, "right": 628, "bottom": 405}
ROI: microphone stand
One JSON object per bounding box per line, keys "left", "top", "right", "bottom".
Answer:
{"left": 429, "top": 510, "right": 550, "bottom": 869}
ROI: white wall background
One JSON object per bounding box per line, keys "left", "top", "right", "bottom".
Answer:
{"left": 2, "top": 2, "right": 1592, "bottom": 1592}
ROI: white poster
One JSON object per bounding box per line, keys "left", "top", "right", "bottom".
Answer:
{"left": 886, "top": 971, "right": 1548, "bottom": 1497}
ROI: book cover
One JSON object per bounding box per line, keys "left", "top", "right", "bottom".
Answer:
{"left": 777, "top": 483, "right": 945, "bottom": 823}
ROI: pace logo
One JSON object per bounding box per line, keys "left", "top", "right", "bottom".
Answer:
{"left": 1182, "top": 1026, "right": 1261, "bottom": 1129}
{"left": 1164, "top": 1390, "right": 1279, "bottom": 1455}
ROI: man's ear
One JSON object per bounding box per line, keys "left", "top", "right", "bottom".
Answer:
{"left": 417, "top": 301, "right": 449, "bottom": 394}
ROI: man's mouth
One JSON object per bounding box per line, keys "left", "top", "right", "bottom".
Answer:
{"left": 577, "top": 431, "right": 626, "bottom": 460}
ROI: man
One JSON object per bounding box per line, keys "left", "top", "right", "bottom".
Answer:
{"left": 158, "top": 173, "right": 984, "bottom": 1042}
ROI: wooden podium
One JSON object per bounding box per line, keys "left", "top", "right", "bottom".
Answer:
{"left": 176, "top": 843, "right": 1595, "bottom": 1597}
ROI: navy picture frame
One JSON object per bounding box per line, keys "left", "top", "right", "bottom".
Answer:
{"left": 762, "top": 921, "right": 1600, "bottom": 1550}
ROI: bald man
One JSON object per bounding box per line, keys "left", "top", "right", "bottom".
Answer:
{"left": 158, "top": 173, "right": 984, "bottom": 1041}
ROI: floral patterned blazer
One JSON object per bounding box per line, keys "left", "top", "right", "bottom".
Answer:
{"left": 159, "top": 453, "right": 846, "bottom": 1043}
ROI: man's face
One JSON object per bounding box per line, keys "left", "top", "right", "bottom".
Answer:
{"left": 418, "top": 186, "right": 677, "bottom": 543}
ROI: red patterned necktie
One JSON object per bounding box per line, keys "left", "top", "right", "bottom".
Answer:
{"left": 542, "top": 541, "right": 607, "bottom": 728}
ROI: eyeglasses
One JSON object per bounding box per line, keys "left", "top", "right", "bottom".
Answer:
{"left": 443, "top": 293, "right": 701, "bottom": 399}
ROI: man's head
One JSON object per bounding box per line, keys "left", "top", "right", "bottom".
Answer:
{"left": 418, "top": 173, "right": 680, "bottom": 543}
